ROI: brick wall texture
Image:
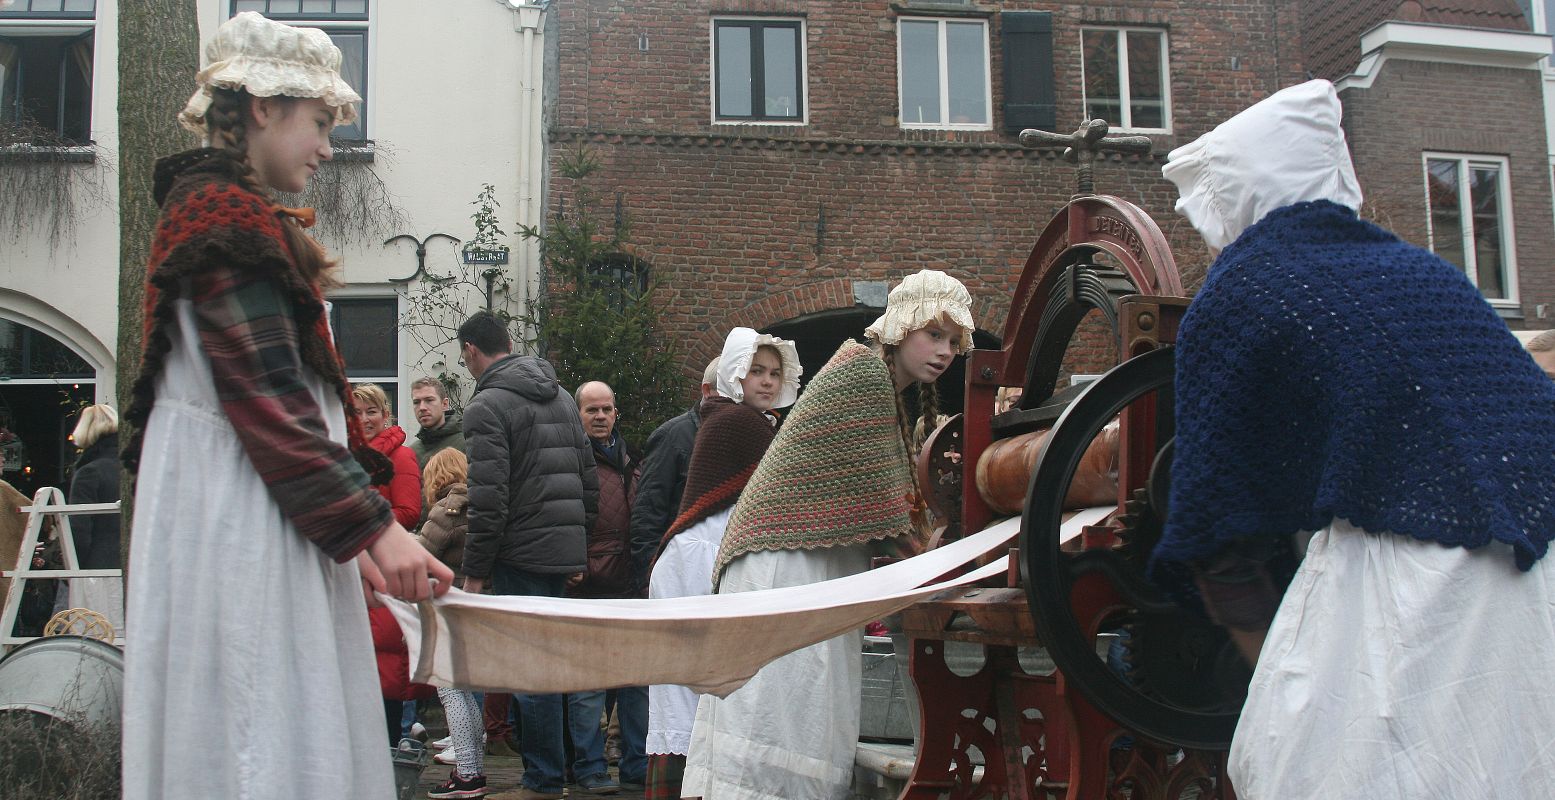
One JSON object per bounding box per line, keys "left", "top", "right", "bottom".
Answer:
{"left": 1342, "top": 60, "right": 1555, "bottom": 325}
{"left": 546, "top": 0, "right": 1550, "bottom": 395}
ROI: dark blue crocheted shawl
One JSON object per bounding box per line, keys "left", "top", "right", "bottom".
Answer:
{"left": 1152, "top": 200, "right": 1555, "bottom": 580}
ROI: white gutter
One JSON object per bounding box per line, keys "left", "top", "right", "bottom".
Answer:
{"left": 1337, "top": 20, "right": 1551, "bottom": 91}
{"left": 504, "top": 0, "right": 546, "bottom": 347}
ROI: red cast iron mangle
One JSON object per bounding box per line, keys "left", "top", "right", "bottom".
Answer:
{"left": 899, "top": 120, "right": 1242, "bottom": 800}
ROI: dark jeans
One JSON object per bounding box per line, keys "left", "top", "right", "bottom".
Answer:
{"left": 614, "top": 684, "right": 649, "bottom": 784}
{"left": 492, "top": 565, "right": 570, "bottom": 792}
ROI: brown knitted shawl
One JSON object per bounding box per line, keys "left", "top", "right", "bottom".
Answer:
{"left": 121, "top": 148, "right": 391, "bottom": 485}
{"left": 656, "top": 397, "right": 776, "bottom": 558}
{"left": 712, "top": 341, "right": 914, "bottom": 586}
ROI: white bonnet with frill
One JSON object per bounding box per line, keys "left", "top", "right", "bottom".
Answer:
{"left": 179, "top": 11, "right": 362, "bottom": 136}
{"left": 1161, "top": 79, "right": 1362, "bottom": 252}
{"left": 864, "top": 269, "right": 974, "bottom": 353}
{"left": 716, "top": 327, "right": 802, "bottom": 408}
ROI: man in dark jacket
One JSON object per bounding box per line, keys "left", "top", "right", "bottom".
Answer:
{"left": 566, "top": 381, "right": 645, "bottom": 792}
{"left": 626, "top": 357, "right": 720, "bottom": 590}
{"left": 457, "top": 311, "right": 598, "bottom": 800}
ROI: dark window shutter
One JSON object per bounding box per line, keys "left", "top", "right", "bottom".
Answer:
{"left": 1002, "top": 11, "right": 1055, "bottom": 134}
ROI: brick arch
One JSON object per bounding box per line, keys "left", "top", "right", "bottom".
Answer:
{"left": 687, "top": 278, "right": 857, "bottom": 369}
{"left": 686, "top": 274, "right": 1014, "bottom": 370}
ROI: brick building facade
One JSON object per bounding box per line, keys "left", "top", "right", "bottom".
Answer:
{"left": 1306, "top": 0, "right": 1555, "bottom": 328}
{"left": 547, "top": 0, "right": 1303, "bottom": 403}
{"left": 547, "top": 0, "right": 1553, "bottom": 409}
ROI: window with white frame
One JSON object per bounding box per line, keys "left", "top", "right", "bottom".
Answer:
{"left": 1425, "top": 153, "right": 1518, "bottom": 303}
{"left": 233, "top": 0, "right": 368, "bottom": 140}
{"left": 711, "top": 18, "right": 804, "bottom": 122}
{"left": 329, "top": 295, "right": 401, "bottom": 413}
{"left": 1080, "top": 27, "right": 1170, "bottom": 132}
{"left": 0, "top": 1, "right": 95, "bottom": 144}
{"left": 898, "top": 17, "right": 990, "bottom": 129}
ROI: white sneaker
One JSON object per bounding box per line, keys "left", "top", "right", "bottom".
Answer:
{"left": 431, "top": 735, "right": 453, "bottom": 750}
{"left": 410, "top": 722, "right": 428, "bottom": 741}
{"left": 434, "top": 747, "right": 458, "bottom": 765}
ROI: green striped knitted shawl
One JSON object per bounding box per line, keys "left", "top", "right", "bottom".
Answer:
{"left": 712, "top": 340, "right": 914, "bottom": 585}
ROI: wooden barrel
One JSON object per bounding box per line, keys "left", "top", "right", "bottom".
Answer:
{"left": 976, "top": 423, "right": 1120, "bottom": 515}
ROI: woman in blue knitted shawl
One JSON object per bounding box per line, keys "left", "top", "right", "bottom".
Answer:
{"left": 1155, "top": 79, "right": 1555, "bottom": 799}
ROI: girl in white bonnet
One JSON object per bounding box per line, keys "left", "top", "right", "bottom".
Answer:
{"left": 120, "top": 13, "right": 451, "bottom": 799}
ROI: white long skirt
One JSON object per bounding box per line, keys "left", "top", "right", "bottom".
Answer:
{"left": 647, "top": 508, "right": 731, "bottom": 756}
{"left": 122, "top": 299, "right": 392, "bottom": 800}
{"left": 682, "top": 543, "right": 870, "bottom": 800}
{"left": 1230, "top": 519, "right": 1555, "bottom": 800}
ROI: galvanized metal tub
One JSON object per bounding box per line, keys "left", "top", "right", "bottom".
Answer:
{"left": 0, "top": 635, "right": 123, "bottom": 730}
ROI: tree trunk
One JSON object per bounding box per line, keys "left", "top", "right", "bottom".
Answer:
{"left": 116, "top": 0, "right": 199, "bottom": 569}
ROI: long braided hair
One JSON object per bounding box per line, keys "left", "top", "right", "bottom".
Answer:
{"left": 879, "top": 345, "right": 939, "bottom": 544}
{"left": 205, "top": 87, "right": 338, "bottom": 289}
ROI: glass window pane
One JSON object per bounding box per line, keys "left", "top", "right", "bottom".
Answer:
{"left": 0, "top": 319, "right": 20, "bottom": 376}
{"left": 302, "top": 0, "right": 334, "bottom": 12}
{"left": 1083, "top": 29, "right": 1121, "bottom": 125}
{"left": 1427, "top": 159, "right": 1466, "bottom": 271}
{"left": 1127, "top": 32, "right": 1164, "bottom": 129}
{"left": 337, "top": 0, "right": 366, "bottom": 14}
{"left": 945, "top": 22, "right": 986, "bottom": 125}
{"left": 331, "top": 299, "right": 398, "bottom": 376}
{"left": 900, "top": 20, "right": 941, "bottom": 125}
{"left": 762, "top": 26, "right": 798, "bottom": 118}
{"left": 717, "top": 24, "right": 752, "bottom": 117}
{"left": 0, "top": 42, "right": 18, "bottom": 125}
{"left": 234, "top": 1, "right": 267, "bottom": 12}
{"left": 328, "top": 31, "right": 365, "bottom": 138}
{"left": 1469, "top": 165, "right": 1506, "bottom": 298}
{"left": 268, "top": 0, "right": 301, "bottom": 14}
{"left": 63, "top": 0, "right": 95, "bottom": 12}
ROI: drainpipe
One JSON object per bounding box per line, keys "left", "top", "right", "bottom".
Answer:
{"left": 506, "top": 0, "right": 545, "bottom": 350}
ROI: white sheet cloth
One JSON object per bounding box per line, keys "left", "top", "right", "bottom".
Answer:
{"left": 382, "top": 515, "right": 1023, "bottom": 696}
{"left": 682, "top": 544, "right": 871, "bottom": 800}
{"left": 1229, "top": 519, "right": 1555, "bottom": 800}
{"left": 646, "top": 507, "right": 731, "bottom": 756}
{"left": 122, "top": 299, "right": 393, "bottom": 800}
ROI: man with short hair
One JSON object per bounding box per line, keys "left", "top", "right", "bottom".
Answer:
{"left": 627, "top": 357, "right": 720, "bottom": 590}
{"left": 564, "top": 380, "right": 644, "bottom": 793}
{"left": 408, "top": 376, "right": 465, "bottom": 469}
{"left": 456, "top": 311, "right": 598, "bottom": 800}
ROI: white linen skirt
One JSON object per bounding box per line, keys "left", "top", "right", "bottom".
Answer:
{"left": 1229, "top": 519, "right": 1555, "bottom": 799}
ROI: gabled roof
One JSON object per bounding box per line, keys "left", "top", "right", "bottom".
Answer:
{"left": 1303, "top": 0, "right": 1530, "bottom": 81}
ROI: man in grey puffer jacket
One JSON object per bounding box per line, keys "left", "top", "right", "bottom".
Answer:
{"left": 456, "top": 311, "right": 598, "bottom": 800}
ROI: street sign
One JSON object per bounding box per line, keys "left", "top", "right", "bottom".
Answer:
{"left": 462, "top": 247, "right": 509, "bottom": 265}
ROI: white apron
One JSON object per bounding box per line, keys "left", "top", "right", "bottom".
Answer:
{"left": 647, "top": 508, "right": 732, "bottom": 756}
{"left": 1230, "top": 519, "right": 1555, "bottom": 799}
{"left": 122, "top": 298, "right": 392, "bottom": 800}
{"left": 682, "top": 543, "right": 871, "bottom": 800}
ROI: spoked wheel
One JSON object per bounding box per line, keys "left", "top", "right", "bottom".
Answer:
{"left": 1019, "top": 348, "right": 1249, "bottom": 750}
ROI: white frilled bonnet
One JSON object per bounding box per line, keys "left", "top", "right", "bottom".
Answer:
{"left": 864, "top": 269, "right": 975, "bottom": 354}
{"left": 1162, "top": 79, "right": 1363, "bottom": 252}
{"left": 716, "top": 327, "right": 802, "bottom": 408}
{"left": 179, "top": 11, "right": 362, "bottom": 136}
